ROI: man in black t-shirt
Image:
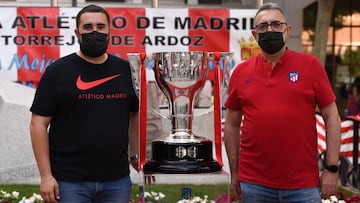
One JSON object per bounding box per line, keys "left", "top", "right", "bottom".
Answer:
{"left": 29, "top": 5, "right": 139, "bottom": 203}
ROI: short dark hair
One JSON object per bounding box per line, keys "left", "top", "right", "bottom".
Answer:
{"left": 255, "top": 2, "right": 284, "bottom": 18}
{"left": 76, "top": 4, "right": 110, "bottom": 28}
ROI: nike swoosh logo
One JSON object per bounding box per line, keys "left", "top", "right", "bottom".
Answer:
{"left": 76, "top": 74, "right": 121, "bottom": 90}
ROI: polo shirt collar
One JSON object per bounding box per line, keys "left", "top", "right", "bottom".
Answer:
{"left": 260, "top": 47, "right": 290, "bottom": 65}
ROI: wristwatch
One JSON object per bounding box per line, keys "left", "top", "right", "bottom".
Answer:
{"left": 325, "top": 165, "right": 339, "bottom": 173}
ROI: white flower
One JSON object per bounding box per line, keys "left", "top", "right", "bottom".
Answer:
{"left": 12, "top": 191, "right": 20, "bottom": 198}
{"left": 322, "top": 195, "right": 346, "bottom": 203}
{"left": 158, "top": 192, "right": 165, "bottom": 199}
{"left": 19, "top": 196, "right": 34, "bottom": 203}
{"left": 176, "top": 195, "right": 215, "bottom": 203}
{"left": 330, "top": 195, "right": 338, "bottom": 202}
{"left": 19, "top": 196, "right": 28, "bottom": 203}
{"left": 144, "top": 191, "right": 151, "bottom": 198}
{"left": 32, "top": 193, "right": 43, "bottom": 199}
{"left": 142, "top": 190, "right": 166, "bottom": 202}
{"left": 4, "top": 192, "right": 11, "bottom": 198}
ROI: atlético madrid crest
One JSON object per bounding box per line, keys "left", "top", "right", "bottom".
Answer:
{"left": 289, "top": 72, "right": 299, "bottom": 83}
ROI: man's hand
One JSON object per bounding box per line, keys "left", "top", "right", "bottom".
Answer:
{"left": 320, "top": 170, "right": 339, "bottom": 199}
{"left": 39, "top": 175, "right": 60, "bottom": 203}
{"left": 230, "top": 177, "right": 241, "bottom": 202}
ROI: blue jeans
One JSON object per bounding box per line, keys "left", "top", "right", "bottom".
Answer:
{"left": 240, "top": 182, "right": 322, "bottom": 203}
{"left": 58, "top": 176, "right": 132, "bottom": 203}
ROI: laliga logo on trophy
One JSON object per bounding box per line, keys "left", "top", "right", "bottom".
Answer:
{"left": 128, "top": 52, "right": 233, "bottom": 174}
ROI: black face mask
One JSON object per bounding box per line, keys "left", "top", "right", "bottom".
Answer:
{"left": 258, "top": 32, "right": 285, "bottom": 54}
{"left": 79, "top": 31, "right": 109, "bottom": 57}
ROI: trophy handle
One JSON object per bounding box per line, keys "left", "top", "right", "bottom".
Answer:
{"left": 194, "top": 52, "right": 233, "bottom": 119}
{"left": 128, "top": 53, "right": 172, "bottom": 120}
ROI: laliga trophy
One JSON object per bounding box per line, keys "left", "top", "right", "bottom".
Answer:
{"left": 128, "top": 52, "right": 231, "bottom": 174}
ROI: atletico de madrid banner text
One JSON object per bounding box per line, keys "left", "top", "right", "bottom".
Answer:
{"left": 0, "top": 7, "right": 259, "bottom": 82}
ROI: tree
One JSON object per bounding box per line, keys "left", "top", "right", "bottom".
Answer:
{"left": 312, "top": 0, "right": 336, "bottom": 66}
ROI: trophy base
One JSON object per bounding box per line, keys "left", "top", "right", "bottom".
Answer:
{"left": 143, "top": 138, "right": 222, "bottom": 174}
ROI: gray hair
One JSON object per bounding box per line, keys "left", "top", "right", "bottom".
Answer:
{"left": 255, "top": 2, "right": 284, "bottom": 18}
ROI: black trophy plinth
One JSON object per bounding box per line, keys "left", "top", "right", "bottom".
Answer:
{"left": 143, "top": 137, "right": 222, "bottom": 174}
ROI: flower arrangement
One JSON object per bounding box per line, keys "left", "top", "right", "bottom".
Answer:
{"left": 1, "top": 189, "right": 359, "bottom": 203}
{"left": 137, "top": 191, "right": 230, "bottom": 203}
{"left": 322, "top": 191, "right": 360, "bottom": 203}
{"left": 176, "top": 195, "right": 212, "bottom": 203}
{"left": 0, "top": 190, "right": 44, "bottom": 203}
{"left": 322, "top": 195, "right": 346, "bottom": 203}
{"left": 0, "top": 190, "right": 19, "bottom": 203}
{"left": 143, "top": 191, "right": 166, "bottom": 202}
{"left": 175, "top": 193, "right": 232, "bottom": 203}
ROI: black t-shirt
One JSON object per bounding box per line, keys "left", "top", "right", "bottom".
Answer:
{"left": 30, "top": 53, "right": 139, "bottom": 182}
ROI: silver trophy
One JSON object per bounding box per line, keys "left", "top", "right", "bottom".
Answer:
{"left": 128, "top": 51, "right": 232, "bottom": 173}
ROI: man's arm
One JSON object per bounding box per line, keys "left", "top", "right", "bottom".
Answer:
{"left": 321, "top": 101, "right": 341, "bottom": 166}
{"left": 30, "top": 113, "right": 60, "bottom": 203}
{"left": 224, "top": 108, "right": 242, "bottom": 200}
{"left": 319, "top": 101, "right": 341, "bottom": 198}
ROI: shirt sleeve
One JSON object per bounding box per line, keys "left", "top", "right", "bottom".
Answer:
{"left": 30, "top": 65, "right": 58, "bottom": 116}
